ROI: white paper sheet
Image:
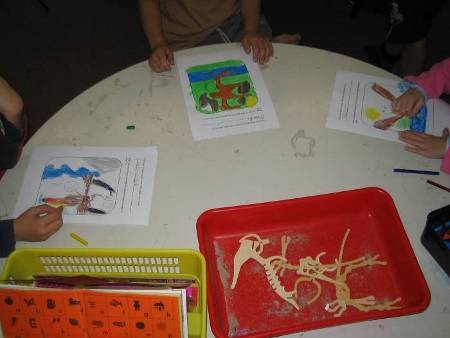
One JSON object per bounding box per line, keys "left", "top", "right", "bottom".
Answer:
{"left": 326, "top": 70, "right": 450, "bottom": 142}
{"left": 13, "top": 146, "right": 158, "bottom": 225}
{"left": 176, "top": 48, "right": 279, "bottom": 140}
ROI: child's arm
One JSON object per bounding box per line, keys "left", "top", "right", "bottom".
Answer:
{"left": 441, "top": 147, "right": 450, "bottom": 174}
{"left": 138, "top": 0, "right": 174, "bottom": 73}
{"left": 0, "top": 116, "right": 23, "bottom": 170}
{"left": 0, "top": 205, "right": 63, "bottom": 257}
{"left": 392, "top": 58, "right": 450, "bottom": 117}
{"left": 0, "top": 219, "right": 15, "bottom": 257}
{"left": 240, "top": 0, "right": 274, "bottom": 64}
{"left": 404, "top": 57, "right": 450, "bottom": 99}
{"left": 0, "top": 77, "right": 23, "bottom": 129}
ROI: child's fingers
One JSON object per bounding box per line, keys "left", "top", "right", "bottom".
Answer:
{"left": 392, "top": 103, "right": 401, "bottom": 114}
{"left": 40, "top": 207, "right": 62, "bottom": 222}
{"left": 402, "top": 139, "right": 423, "bottom": 149}
{"left": 411, "top": 100, "right": 424, "bottom": 116}
{"left": 40, "top": 207, "right": 63, "bottom": 224}
{"left": 166, "top": 49, "right": 175, "bottom": 66}
{"left": 261, "top": 39, "right": 274, "bottom": 62}
{"left": 35, "top": 220, "right": 63, "bottom": 241}
{"left": 251, "top": 42, "right": 259, "bottom": 62}
{"left": 391, "top": 99, "right": 398, "bottom": 110}
{"left": 241, "top": 38, "right": 251, "bottom": 54}
{"left": 399, "top": 131, "right": 424, "bottom": 144}
{"left": 404, "top": 145, "right": 420, "bottom": 153}
{"left": 159, "top": 52, "right": 170, "bottom": 69}
{"left": 45, "top": 219, "right": 63, "bottom": 234}
{"left": 33, "top": 204, "right": 55, "bottom": 214}
{"left": 150, "top": 57, "right": 162, "bottom": 72}
{"left": 392, "top": 100, "right": 409, "bottom": 115}
{"left": 404, "top": 145, "right": 431, "bottom": 157}
{"left": 27, "top": 204, "right": 55, "bottom": 218}
{"left": 256, "top": 42, "right": 265, "bottom": 64}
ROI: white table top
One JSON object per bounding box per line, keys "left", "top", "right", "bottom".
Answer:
{"left": 0, "top": 43, "right": 449, "bottom": 337}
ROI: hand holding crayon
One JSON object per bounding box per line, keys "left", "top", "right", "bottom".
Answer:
{"left": 13, "top": 204, "right": 63, "bottom": 242}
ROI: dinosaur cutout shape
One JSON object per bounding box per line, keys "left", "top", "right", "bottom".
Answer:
{"left": 231, "top": 229, "right": 401, "bottom": 317}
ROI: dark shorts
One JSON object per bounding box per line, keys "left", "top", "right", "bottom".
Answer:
{"left": 199, "top": 12, "right": 272, "bottom": 46}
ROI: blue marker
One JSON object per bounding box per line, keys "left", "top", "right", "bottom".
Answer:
{"left": 393, "top": 168, "right": 440, "bottom": 175}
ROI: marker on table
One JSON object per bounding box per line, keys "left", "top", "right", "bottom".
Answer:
{"left": 393, "top": 168, "right": 440, "bottom": 175}
{"left": 426, "top": 179, "right": 450, "bottom": 193}
{"left": 70, "top": 232, "right": 89, "bottom": 246}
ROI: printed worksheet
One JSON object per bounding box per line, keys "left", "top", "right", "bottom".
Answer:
{"left": 327, "top": 70, "right": 450, "bottom": 142}
{"left": 176, "top": 48, "right": 279, "bottom": 140}
{"left": 14, "top": 146, "right": 158, "bottom": 225}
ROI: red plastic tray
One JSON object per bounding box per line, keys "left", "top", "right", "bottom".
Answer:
{"left": 196, "top": 187, "right": 430, "bottom": 338}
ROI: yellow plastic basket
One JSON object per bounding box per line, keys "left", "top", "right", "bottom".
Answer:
{"left": 0, "top": 248, "right": 207, "bottom": 338}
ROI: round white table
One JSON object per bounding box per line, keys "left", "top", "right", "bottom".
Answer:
{"left": 0, "top": 43, "right": 448, "bottom": 338}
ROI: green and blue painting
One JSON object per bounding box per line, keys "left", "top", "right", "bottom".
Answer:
{"left": 186, "top": 59, "right": 258, "bottom": 114}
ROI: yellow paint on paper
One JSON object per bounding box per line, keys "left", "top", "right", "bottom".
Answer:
{"left": 246, "top": 95, "right": 258, "bottom": 107}
{"left": 364, "top": 107, "right": 381, "bottom": 121}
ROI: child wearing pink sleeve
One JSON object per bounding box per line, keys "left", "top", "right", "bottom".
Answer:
{"left": 392, "top": 57, "right": 450, "bottom": 173}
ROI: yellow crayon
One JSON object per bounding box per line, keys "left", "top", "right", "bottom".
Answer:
{"left": 70, "top": 232, "right": 89, "bottom": 246}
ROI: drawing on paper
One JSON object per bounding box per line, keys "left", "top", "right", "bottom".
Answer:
{"left": 361, "top": 82, "right": 427, "bottom": 132}
{"left": 231, "top": 229, "right": 401, "bottom": 317}
{"left": 36, "top": 157, "right": 121, "bottom": 216}
{"left": 360, "top": 83, "right": 408, "bottom": 130}
{"left": 186, "top": 59, "right": 258, "bottom": 114}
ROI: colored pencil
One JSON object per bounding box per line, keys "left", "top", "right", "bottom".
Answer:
{"left": 393, "top": 168, "right": 440, "bottom": 175}
{"left": 426, "top": 179, "right": 450, "bottom": 193}
{"left": 70, "top": 232, "right": 89, "bottom": 246}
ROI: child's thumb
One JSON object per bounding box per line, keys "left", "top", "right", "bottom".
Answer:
{"left": 442, "top": 127, "right": 450, "bottom": 138}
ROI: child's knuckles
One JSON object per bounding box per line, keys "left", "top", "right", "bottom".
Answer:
{"left": 36, "top": 227, "right": 51, "bottom": 240}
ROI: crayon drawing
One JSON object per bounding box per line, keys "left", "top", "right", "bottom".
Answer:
{"left": 177, "top": 49, "right": 279, "bottom": 140}
{"left": 186, "top": 59, "right": 258, "bottom": 114}
{"left": 14, "top": 146, "right": 158, "bottom": 225}
{"left": 360, "top": 82, "right": 426, "bottom": 132}
{"left": 36, "top": 157, "right": 121, "bottom": 216}
{"left": 326, "top": 70, "right": 450, "bottom": 143}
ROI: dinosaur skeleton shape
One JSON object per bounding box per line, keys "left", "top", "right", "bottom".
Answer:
{"left": 230, "top": 229, "right": 401, "bottom": 317}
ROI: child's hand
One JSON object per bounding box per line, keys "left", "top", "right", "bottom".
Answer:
{"left": 14, "top": 204, "right": 63, "bottom": 242}
{"left": 241, "top": 32, "right": 273, "bottom": 64}
{"left": 392, "top": 88, "right": 426, "bottom": 117}
{"left": 148, "top": 44, "right": 174, "bottom": 73}
{"left": 398, "top": 128, "right": 449, "bottom": 159}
